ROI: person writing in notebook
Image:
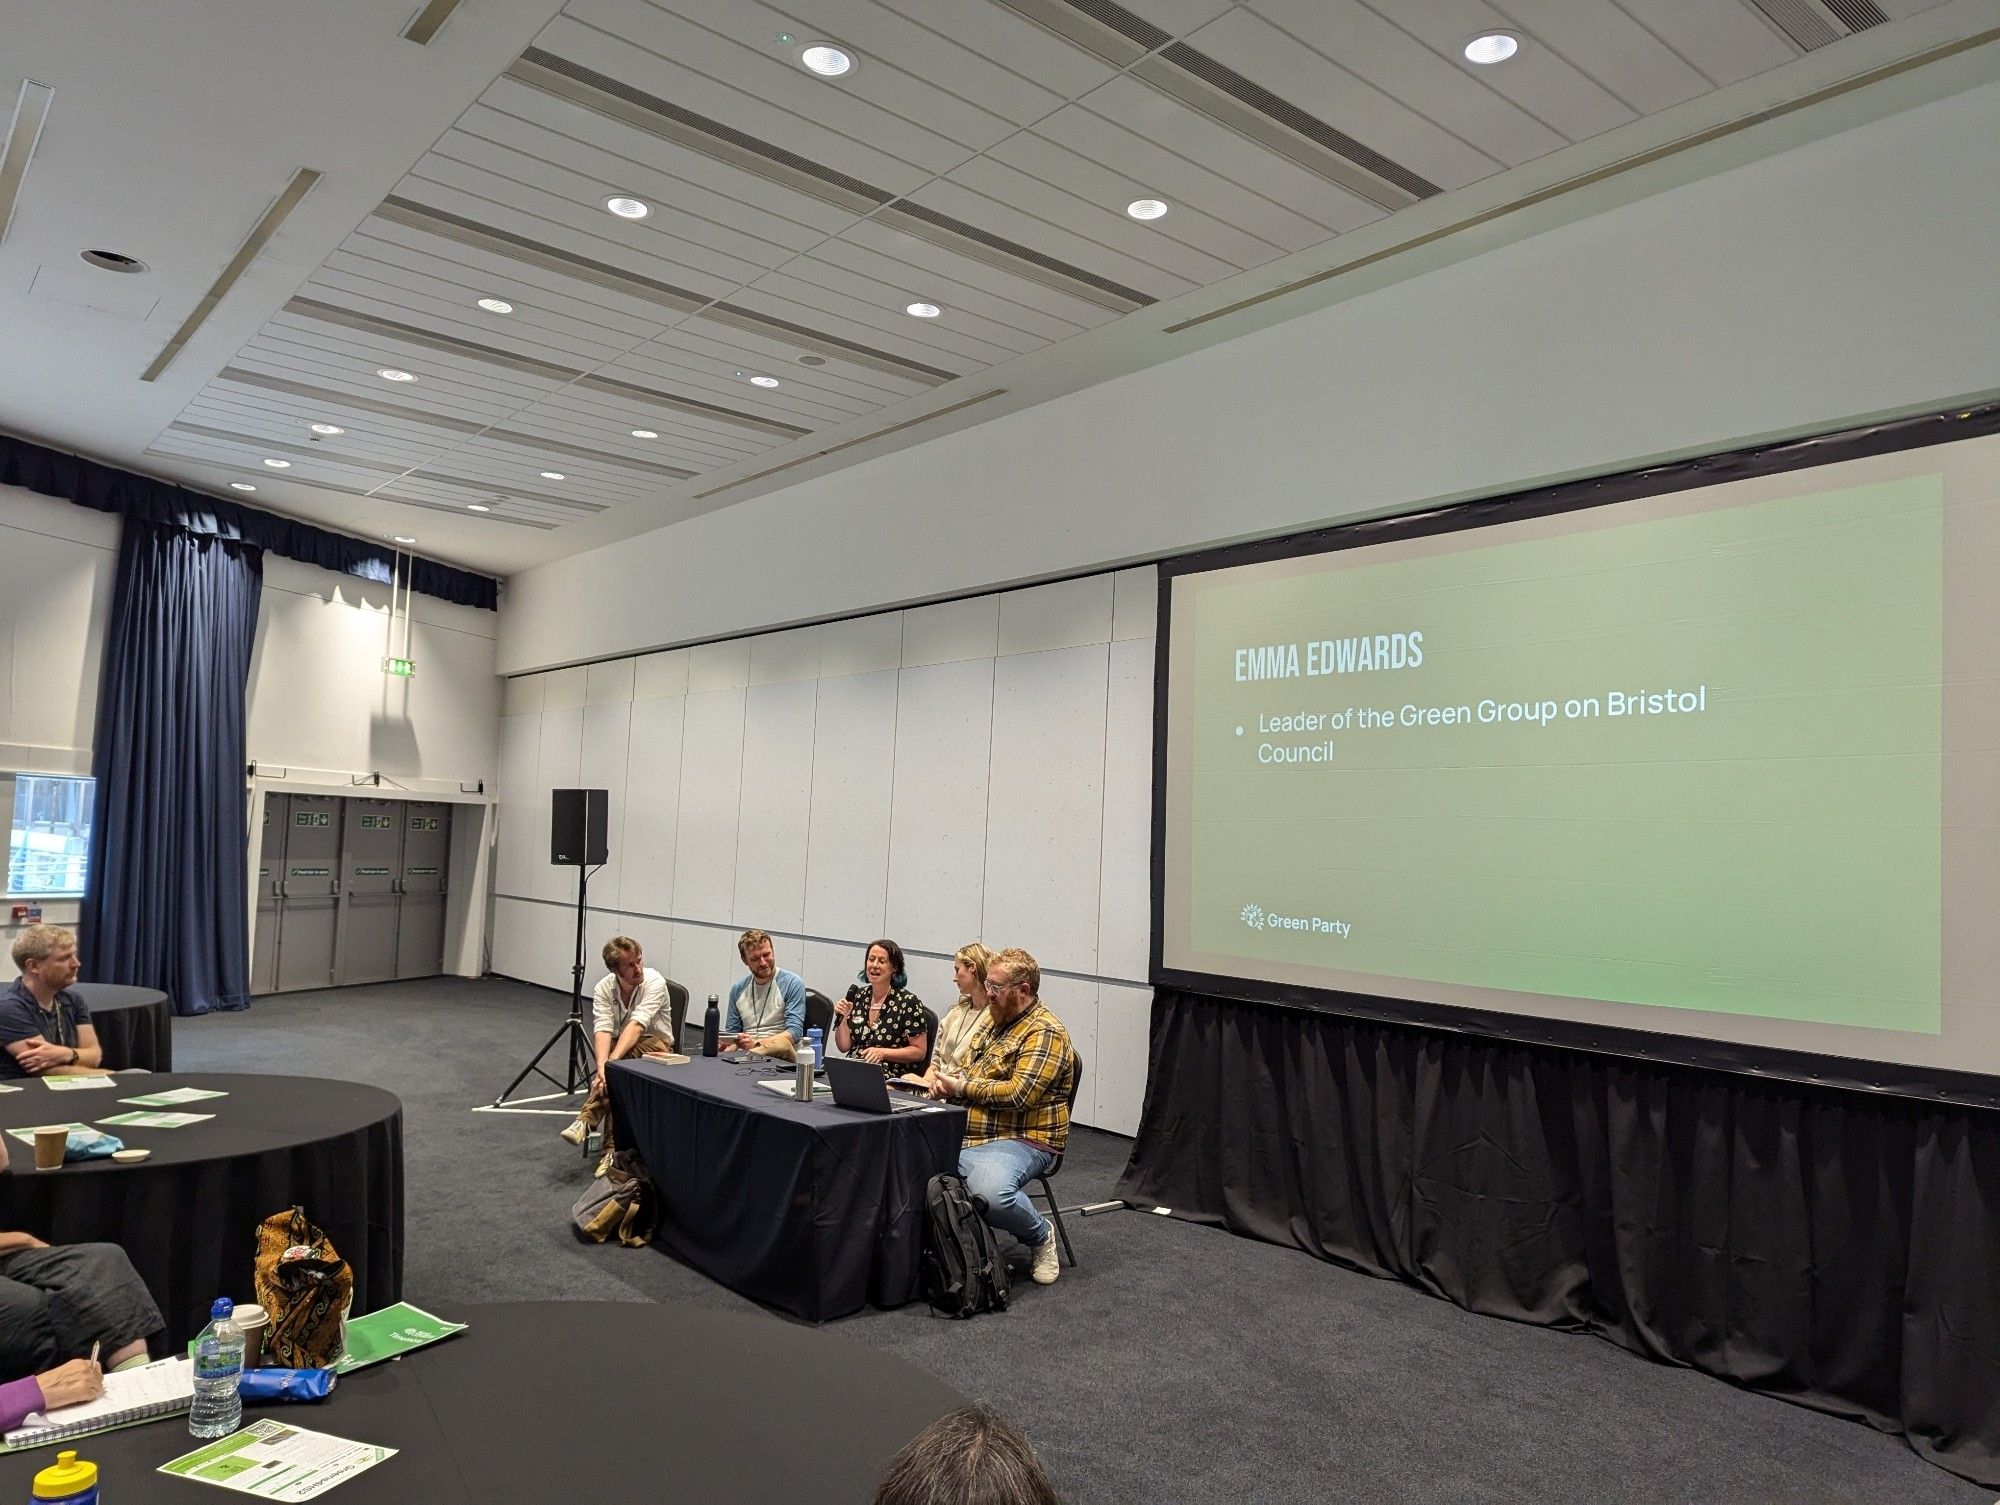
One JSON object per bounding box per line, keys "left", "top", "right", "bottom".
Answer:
{"left": 0, "top": 1138, "right": 162, "bottom": 1424}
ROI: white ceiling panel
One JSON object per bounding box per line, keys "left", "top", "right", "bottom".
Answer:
{"left": 749, "top": 255, "right": 1045, "bottom": 363}
{"left": 303, "top": 262, "right": 636, "bottom": 369}
{"left": 919, "top": 157, "right": 1230, "bottom": 290}
{"left": 606, "top": 344, "right": 879, "bottom": 425}
{"left": 1376, "top": 0, "right": 1639, "bottom": 143}
{"left": 1247, "top": 0, "right": 1571, "bottom": 166}
{"left": 644, "top": 321, "right": 932, "bottom": 406}
{"left": 537, "top": 7, "right": 949, "bottom": 186}
{"left": 1062, "top": 76, "right": 1387, "bottom": 241}
{"left": 1000, "top": 112, "right": 1305, "bottom": 266}
{"left": 829, "top": 218, "right": 1119, "bottom": 333}
{"left": 1493, "top": 0, "right": 1717, "bottom": 115}
{"left": 1612, "top": 0, "right": 1801, "bottom": 86}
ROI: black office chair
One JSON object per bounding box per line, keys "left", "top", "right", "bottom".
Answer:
{"left": 915, "top": 1005, "right": 939, "bottom": 1075}
{"left": 1027, "top": 1049, "right": 1085, "bottom": 1268}
{"left": 804, "top": 989, "right": 835, "bottom": 1042}
{"left": 664, "top": 977, "right": 689, "bottom": 1052}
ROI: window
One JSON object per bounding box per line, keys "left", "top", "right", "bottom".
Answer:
{"left": 8, "top": 775, "right": 94, "bottom": 896}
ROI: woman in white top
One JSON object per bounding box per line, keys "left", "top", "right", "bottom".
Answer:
{"left": 904, "top": 943, "right": 993, "bottom": 1089}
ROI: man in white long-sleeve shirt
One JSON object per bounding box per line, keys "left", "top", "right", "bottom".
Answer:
{"left": 560, "top": 935, "right": 678, "bottom": 1145}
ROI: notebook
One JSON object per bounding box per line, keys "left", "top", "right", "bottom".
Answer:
{"left": 3, "top": 1356, "right": 195, "bottom": 1450}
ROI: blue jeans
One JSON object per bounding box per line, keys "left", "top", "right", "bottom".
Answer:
{"left": 959, "top": 1139, "right": 1057, "bottom": 1247}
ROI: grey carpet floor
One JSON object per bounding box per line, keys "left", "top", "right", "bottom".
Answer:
{"left": 174, "top": 977, "right": 1989, "bottom": 1505}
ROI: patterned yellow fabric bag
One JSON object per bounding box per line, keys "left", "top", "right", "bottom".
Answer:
{"left": 252, "top": 1205, "right": 353, "bottom": 1367}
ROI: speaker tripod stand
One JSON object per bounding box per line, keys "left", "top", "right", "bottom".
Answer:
{"left": 491, "top": 862, "right": 597, "bottom": 1108}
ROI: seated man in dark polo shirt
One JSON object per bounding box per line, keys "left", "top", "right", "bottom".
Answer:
{"left": 0, "top": 925, "right": 102, "bottom": 1080}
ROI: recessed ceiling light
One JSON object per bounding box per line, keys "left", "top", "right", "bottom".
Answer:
{"left": 540, "top": 471, "right": 566, "bottom": 480}
{"left": 392, "top": 536, "right": 416, "bottom": 544}
{"left": 1463, "top": 32, "right": 1520, "bottom": 64}
{"left": 476, "top": 297, "right": 514, "bottom": 314}
{"left": 605, "top": 195, "right": 650, "bottom": 219}
{"left": 467, "top": 503, "right": 491, "bottom": 512}
{"left": 905, "top": 301, "right": 942, "bottom": 319}
{"left": 1126, "top": 198, "right": 1169, "bottom": 221}
{"left": 263, "top": 458, "right": 292, "bottom": 468}
{"left": 80, "top": 249, "right": 147, "bottom": 274}
{"left": 631, "top": 429, "right": 658, "bottom": 439}
{"left": 749, "top": 375, "right": 780, "bottom": 388}
{"left": 377, "top": 368, "right": 416, "bottom": 382}
{"left": 230, "top": 482, "right": 257, "bottom": 492}
{"left": 798, "top": 42, "right": 855, "bottom": 77}
{"left": 309, "top": 422, "right": 344, "bottom": 436}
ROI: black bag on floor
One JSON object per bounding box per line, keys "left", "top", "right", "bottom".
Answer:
{"left": 572, "top": 1148, "right": 656, "bottom": 1248}
{"left": 921, "top": 1172, "right": 1009, "bottom": 1318}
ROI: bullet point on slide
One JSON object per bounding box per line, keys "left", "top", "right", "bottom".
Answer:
{"left": 1235, "top": 726, "right": 1244, "bottom": 736}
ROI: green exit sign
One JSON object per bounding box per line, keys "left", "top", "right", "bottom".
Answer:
{"left": 382, "top": 656, "right": 416, "bottom": 678}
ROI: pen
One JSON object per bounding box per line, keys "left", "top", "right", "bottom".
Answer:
{"left": 90, "top": 1341, "right": 99, "bottom": 1368}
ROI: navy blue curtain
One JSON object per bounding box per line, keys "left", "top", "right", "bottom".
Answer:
{"left": 0, "top": 431, "right": 496, "bottom": 609}
{"left": 81, "top": 519, "right": 263, "bottom": 1015}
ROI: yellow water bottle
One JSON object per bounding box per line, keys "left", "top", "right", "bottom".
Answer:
{"left": 30, "top": 1448, "right": 99, "bottom": 1504}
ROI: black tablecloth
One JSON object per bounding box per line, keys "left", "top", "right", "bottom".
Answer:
{"left": 0, "top": 1073, "right": 402, "bottom": 1345}
{"left": 72, "top": 983, "right": 173, "bottom": 1072}
{"left": 0, "top": 1300, "right": 967, "bottom": 1502}
{"left": 610, "top": 1056, "right": 966, "bottom": 1320}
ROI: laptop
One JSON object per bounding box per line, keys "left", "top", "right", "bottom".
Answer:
{"left": 823, "top": 1054, "right": 930, "bottom": 1114}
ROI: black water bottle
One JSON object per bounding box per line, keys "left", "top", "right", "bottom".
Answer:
{"left": 702, "top": 994, "right": 720, "bottom": 1057}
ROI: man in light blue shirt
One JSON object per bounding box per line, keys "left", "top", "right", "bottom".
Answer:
{"left": 726, "top": 928, "right": 805, "bottom": 1061}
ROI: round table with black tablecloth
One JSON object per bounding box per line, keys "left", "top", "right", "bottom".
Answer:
{"left": 0, "top": 1301, "right": 969, "bottom": 1503}
{"left": 71, "top": 983, "right": 174, "bottom": 1072}
{"left": 0, "top": 1072, "right": 401, "bottom": 1346}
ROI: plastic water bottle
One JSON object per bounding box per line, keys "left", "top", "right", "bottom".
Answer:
{"left": 701, "top": 994, "right": 720, "bottom": 1057}
{"left": 794, "top": 1038, "right": 817, "bottom": 1101}
{"left": 806, "top": 1027, "right": 825, "bottom": 1070}
{"left": 189, "top": 1298, "right": 244, "bottom": 1438}
{"left": 29, "top": 1448, "right": 99, "bottom": 1504}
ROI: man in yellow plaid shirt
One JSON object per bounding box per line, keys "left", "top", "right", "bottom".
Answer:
{"left": 927, "top": 946, "right": 1076, "bottom": 1286}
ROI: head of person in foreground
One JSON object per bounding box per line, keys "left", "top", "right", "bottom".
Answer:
{"left": 872, "top": 1405, "right": 1062, "bottom": 1505}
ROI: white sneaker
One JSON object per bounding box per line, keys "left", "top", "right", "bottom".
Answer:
{"left": 1029, "top": 1233, "right": 1060, "bottom": 1285}
{"left": 558, "top": 1117, "right": 588, "bottom": 1146}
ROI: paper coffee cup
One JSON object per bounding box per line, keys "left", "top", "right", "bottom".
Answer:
{"left": 33, "top": 1126, "right": 68, "bottom": 1170}
{"left": 232, "top": 1303, "right": 268, "bottom": 1366}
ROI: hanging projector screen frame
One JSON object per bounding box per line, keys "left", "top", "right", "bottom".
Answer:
{"left": 1150, "top": 401, "right": 2000, "bottom": 1111}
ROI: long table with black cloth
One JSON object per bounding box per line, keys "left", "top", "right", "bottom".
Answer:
{"left": 608, "top": 1055, "right": 966, "bottom": 1320}
{"left": 0, "top": 1301, "right": 968, "bottom": 1501}
{"left": 0, "top": 1071, "right": 402, "bottom": 1345}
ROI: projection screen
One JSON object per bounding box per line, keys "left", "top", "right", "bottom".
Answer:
{"left": 1155, "top": 412, "right": 2000, "bottom": 1099}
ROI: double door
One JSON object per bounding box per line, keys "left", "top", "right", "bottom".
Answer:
{"left": 252, "top": 794, "right": 453, "bottom": 994}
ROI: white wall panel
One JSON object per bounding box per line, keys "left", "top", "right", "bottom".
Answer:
{"left": 675, "top": 920, "right": 750, "bottom": 1008}
{"left": 541, "top": 667, "right": 587, "bottom": 711}
{"left": 732, "top": 679, "right": 817, "bottom": 932}
{"left": 1094, "top": 981, "right": 1153, "bottom": 1137}
{"left": 885, "top": 658, "right": 994, "bottom": 957}
{"left": 634, "top": 648, "right": 690, "bottom": 699}
{"left": 531, "top": 706, "right": 583, "bottom": 904}
{"left": 494, "top": 713, "right": 541, "bottom": 899}
{"left": 802, "top": 669, "right": 898, "bottom": 942}
{"left": 491, "top": 895, "right": 576, "bottom": 994}
{"left": 1098, "top": 637, "right": 1154, "bottom": 983}
{"left": 579, "top": 700, "right": 632, "bottom": 909}
{"left": 982, "top": 645, "right": 1108, "bottom": 974}
{"left": 819, "top": 613, "right": 903, "bottom": 677}
{"left": 802, "top": 938, "right": 859, "bottom": 1013}
{"left": 672, "top": 689, "right": 746, "bottom": 922}
{"left": 1111, "top": 566, "right": 1158, "bottom": 642}
{"left": 586, "top": 658, "right": 636, "bottom": 704}
{"left": 997, "top": 574, "right": 1114, "bottom": 656}
{"left": 688, "top": 639, "right": 751, "bottom": 693}
{"left": 902, "top": 950, "right": 959, "bottom": 1026}
{"left": 902, "top": 596, "right": 998, "bottom": 668}
{"left": 618, "top": 694, "right": 684, "bottom": 920}
{"left": 503, "top": 675, "right": 544, "bottom": 718}
{"left": 1041, "top": 980, "right": 1100, "bottom": 1126}
{"left": 748, "top": 626, "right": 822, "bottom": 685}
